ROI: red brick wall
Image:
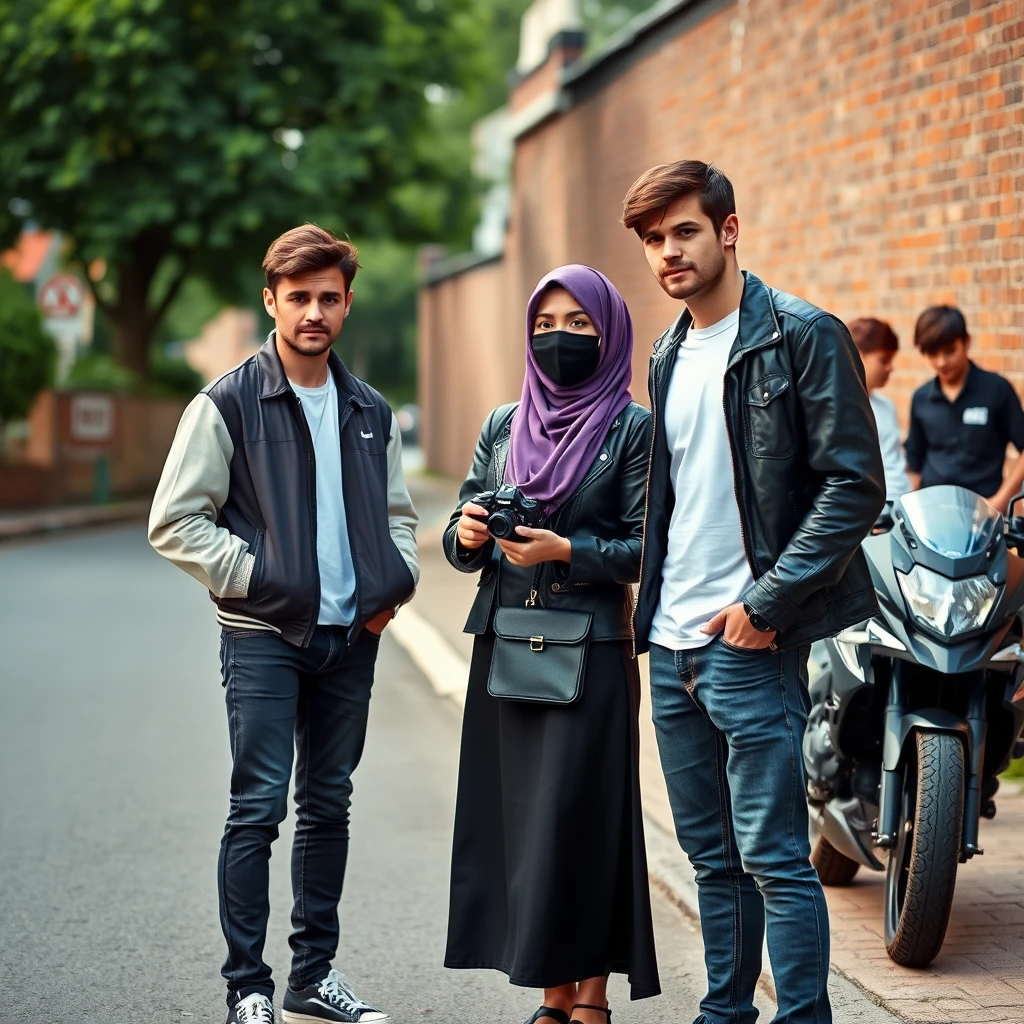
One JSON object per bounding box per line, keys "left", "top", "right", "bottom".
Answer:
{"left": 0, "top": 390, "right": 186, "bottom": 509}
{"left": 420, "top": 0, "right": 1024, "bottom": 477}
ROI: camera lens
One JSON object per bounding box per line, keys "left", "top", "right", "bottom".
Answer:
{"left": 488, "top": 510, "right": 517, "bottom": 539}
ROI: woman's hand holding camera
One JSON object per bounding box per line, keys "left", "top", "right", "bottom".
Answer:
{"left": 458, "top": 499, "right": 570, "bottom": 566}
{"left": 457, "top": 502, "right": 492, "bottom": 550}
{"left": 497, "top": 527, "right": 571, "bottom": 568}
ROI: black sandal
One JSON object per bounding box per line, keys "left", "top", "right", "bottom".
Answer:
{"left": 524, "top": 1009, "right": 570, "bottom": 1024}
{"left": 570, "top": 1005, "right": 611, "bottom": 1024}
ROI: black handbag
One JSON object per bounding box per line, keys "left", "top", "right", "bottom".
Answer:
{"left": 487, "top": 605, "right": 592, "bottom": 705}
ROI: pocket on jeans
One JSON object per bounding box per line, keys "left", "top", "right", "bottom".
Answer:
{"left": 719, "top": 636, "right": 771, "bottom": 655}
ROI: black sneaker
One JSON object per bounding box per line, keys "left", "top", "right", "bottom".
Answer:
{"left": 282, "top": 969, "right": 390, "bottom": 1023}
{"left": 227, "top": 992, "right": 275, "bottom": 1024}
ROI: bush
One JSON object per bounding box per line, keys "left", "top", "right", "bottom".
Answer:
{"left": 64, "top": 346, "right": 202, "bottom": 399}
{"left": 0, "top": 268, "right": 56, "bottom": 423}
{"left": 146, "top": 346, "right": 203, "bottom": 399}
{"left": 65, "top": 353, "right": 139, "bottom": 392}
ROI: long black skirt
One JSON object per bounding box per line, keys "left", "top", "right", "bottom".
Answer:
{"left": 444, "top": 632, "right": 661, "bottom": 1000}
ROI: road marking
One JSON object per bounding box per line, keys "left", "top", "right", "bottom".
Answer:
{"left": 389, "top": 606, "right": 469, "bottom": 709}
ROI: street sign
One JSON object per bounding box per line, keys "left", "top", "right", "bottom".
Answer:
{"left": 70, "top": 393, "right": 115, "bottom": 443}
{"left": 38, "top": 273, "right": 85, "bottom": 319}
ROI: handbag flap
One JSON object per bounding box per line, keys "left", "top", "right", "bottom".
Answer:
{"left": 493, "top": 607, "right": 592, "bottom": 644}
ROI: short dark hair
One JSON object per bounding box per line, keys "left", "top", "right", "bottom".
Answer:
{"left": 914, "top": 305, "right": 968, "bottom": 355}
{"left": 621, "top": 160, "right": 736, "bottom": 237}
{"left": 848, "top": 318, "right": 899, "bottom": 355}
{"left": 263, "top": 224, "right": 360, "bottom": 294}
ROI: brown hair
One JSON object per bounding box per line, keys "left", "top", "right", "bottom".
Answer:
{"left": 914, "top": 305, "right": 968, "bottom": 355}
{"left": 621, "top": 160, "right": 736, "bottom": 237}
{"left": 848, "top": 318, "right": 899, "bottom": 355}
{"left": 262, "top": 224, "right": 360, "bottom": 293}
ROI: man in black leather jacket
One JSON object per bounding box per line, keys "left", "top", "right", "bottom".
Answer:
{"left": 622, "top": 161, "right": 885, "bottom": 1024}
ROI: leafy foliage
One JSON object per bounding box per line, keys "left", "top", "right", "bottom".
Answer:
{"left": 65, "top": 353, "right": 139, "bottom": 393}
{"left": 0, "top": 268, "right": 56, "bottom": 425}
{"left": 66, "top": 347, "right": 205, "bottom": 399}
{"left": 0, "top": 0, "right": 487, "bottom": 376}
{"left": 336, "top": 240, "right": 419, "bottom": 397}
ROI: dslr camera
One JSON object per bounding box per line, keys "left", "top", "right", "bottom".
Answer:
{"left": 470, "top": 484, "right": 544, "bottom": 544}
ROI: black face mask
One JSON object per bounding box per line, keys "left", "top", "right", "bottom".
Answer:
{"left": 530, "top": 330, "right": 601, "bottom": 387}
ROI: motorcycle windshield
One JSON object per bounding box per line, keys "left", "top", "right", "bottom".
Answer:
{"left": 899, "top": 486, "right": 1001, "bottom": 559}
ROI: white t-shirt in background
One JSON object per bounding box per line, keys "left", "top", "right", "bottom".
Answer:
{"left": 869, "top": 391, "right": 911, "bottom": 501}
{"left": 649, "top": 308, "right": 755, "bottom": 651}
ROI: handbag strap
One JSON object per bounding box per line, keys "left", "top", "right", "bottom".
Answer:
{"left": 495, "top": 542, "right": 544, "bottom": 608}
{"left": 526, "top": 562, "right": 542, "bottom": 607}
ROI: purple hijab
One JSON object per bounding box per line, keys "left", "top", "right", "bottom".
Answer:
{"left": 505, "top": 264, "right": 634, "bottom": 515}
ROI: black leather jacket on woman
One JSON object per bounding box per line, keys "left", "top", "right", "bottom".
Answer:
{"left": 444, "top": 401, "right": 653, "bottom": 643}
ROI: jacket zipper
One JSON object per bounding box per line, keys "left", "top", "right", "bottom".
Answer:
{"left": 294, "top": 393, "right": 321, "bottom": 648}
{"left": 721, "top": 367, "right": 756, "bottom": 579}
{"left": 633, "top": 359, "right": 663, "bottom": 659}
{"left": 338, "top": 400, "right": 359, "bottom": 646}
{"left": 722, "top": 356, "right": 779, "bottom": 650}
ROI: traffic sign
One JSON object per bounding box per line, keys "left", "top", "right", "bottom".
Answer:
{"left": 38, "top": 273, "right": 86, "bottom": 319}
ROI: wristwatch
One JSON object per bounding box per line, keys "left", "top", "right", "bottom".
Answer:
{"left": 743, "top": 603, "right": 774, "bottom": 633}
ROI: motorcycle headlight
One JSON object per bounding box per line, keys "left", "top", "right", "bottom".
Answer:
{"left": 896, "top": 564, "right": 999, "bottom": 638}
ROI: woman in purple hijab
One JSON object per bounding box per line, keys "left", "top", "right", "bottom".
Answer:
{"left": 443, "top": 266, "right": 660, "bottom": 1024}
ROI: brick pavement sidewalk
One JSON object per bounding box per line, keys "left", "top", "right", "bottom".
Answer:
{"left": 404, "top": 471, "right": 1024, "bottom": 1024}
{"left": 824, "top": 792, "right": 1024, "bottom": 1024}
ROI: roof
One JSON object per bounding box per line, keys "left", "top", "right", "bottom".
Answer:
{"left": 562, "top": 0, "right": 727, "bottom": 99}
{"left": 1, "top": 231, "right": 56, "bottom": 283}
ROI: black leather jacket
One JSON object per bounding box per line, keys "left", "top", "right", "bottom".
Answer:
{"left": 444, "top": 401, "right": 653, "bottom": 642}
{"left": 634, "top": 271, "right": 886, "bottom": 653}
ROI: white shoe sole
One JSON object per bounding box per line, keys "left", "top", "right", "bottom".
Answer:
{"left": 281, "top": 1012, "right": 390, "bottom": 1024}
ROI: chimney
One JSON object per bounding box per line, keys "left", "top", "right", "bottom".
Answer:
{"left": 508, "top": 0, "right": 585, "bottom": 130}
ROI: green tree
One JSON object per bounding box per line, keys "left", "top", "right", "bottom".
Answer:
{"left": 0, "top": 269, "right": 56, "bottom": 444}
{"left": 0, "top": 0, "right": 486, "bottom": 380}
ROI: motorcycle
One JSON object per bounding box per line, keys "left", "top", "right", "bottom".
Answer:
{"left": 803, "top": 484, "right": 1024, "bottom": 967}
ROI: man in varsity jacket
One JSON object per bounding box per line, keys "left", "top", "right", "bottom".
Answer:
{"left": 149, "top": 224, "right": 418, "bottom": 1024}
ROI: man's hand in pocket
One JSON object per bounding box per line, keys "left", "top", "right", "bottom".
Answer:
{"left": 365, "top": 609, "right": 395, "bottom": 636}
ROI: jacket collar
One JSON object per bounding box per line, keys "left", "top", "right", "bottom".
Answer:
{"left": 731, "top": 270, "right": 783, "bottom": 366}
{"left": 257, "top": 331, "right": 372, "bottom": 408}
{"left": 654, "top": 270, "right": 783, "bottom": 369}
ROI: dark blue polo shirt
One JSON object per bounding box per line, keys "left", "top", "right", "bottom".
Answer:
{"left": 905, "top": 362, "right": 1024, "bottom": 497}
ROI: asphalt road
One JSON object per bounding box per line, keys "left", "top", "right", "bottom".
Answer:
{"left": 0, "top": 524, "right": 894, "bottom": 1024}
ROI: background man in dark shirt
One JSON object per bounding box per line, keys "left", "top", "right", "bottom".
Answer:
{"left": 905, "top": 305, "right": 1024, "bottom": 512}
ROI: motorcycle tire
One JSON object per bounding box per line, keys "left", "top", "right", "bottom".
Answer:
{"left": 883, "top": 730, "right": 965, "bottom": 967}
{"left": 811, "top": 835, "right": 860, "bottom": 886}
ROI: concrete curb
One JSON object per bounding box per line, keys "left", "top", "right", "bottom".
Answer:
{"left": 0, "top": 500, "right": 151, "bottom": 542}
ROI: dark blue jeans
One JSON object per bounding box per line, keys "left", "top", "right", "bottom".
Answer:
{"left": 649, "top": 638, "right": 831, "bottom": 1024}
{"left": 218, "top": 626, "right": 380, "bottom": 1005}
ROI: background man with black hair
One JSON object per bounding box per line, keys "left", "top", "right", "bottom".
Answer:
{"left": 906, "top": 305, "right": 1024, "bottom": 512}
{"left": 150, "top": 224, "right": 417, "bottom": 1024}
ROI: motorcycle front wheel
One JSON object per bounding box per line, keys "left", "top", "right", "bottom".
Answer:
{"left": 883, "top": 730, "right": 965, "bottom": 967}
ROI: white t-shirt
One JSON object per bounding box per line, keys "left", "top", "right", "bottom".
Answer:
{"left": 870, "top": 391, "right": 911, "bottom": 501}
{"left": 649, "top": 308, "right": 755, "bottom": 651}
{"left": 291, "top": 373, "right": 357, "bottom": 626}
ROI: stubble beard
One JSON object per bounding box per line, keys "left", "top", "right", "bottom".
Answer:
{"left": 278, "top": 325, "right": 338, "bottom": 357}
{"left": 663, "top": 247, "right": 728, "bottom": 302}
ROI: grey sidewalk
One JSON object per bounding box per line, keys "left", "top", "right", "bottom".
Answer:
{"left": 0, "top": 499, "right": 150, "bottom": 541}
